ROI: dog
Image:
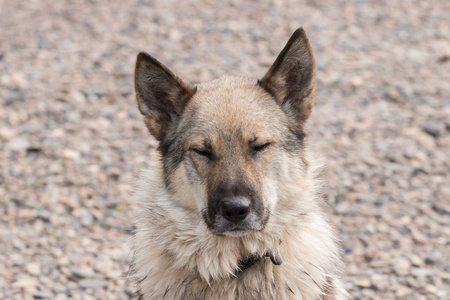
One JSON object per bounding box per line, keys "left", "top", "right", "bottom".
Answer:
{"left": 130, "top": 28, "right": 348, "bottom": 299}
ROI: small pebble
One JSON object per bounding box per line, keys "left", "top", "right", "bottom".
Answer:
{"left": 69, "top": 266, "right": 95, "bottom": 279}
{"left": 422, "top": 121, "right": 445, "bottom": 138}
{"left": 33, "top": 291, "right": 54, "bottom": 299}
{"left": 52, "top": 283, "right": 69, "bottom": 294}
{"left": 78, "top": 279, "right": 108, "bottom": 289}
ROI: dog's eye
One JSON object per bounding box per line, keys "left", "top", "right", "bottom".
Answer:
{"left": 191, "top": 148, "right": 212, "bottom": 159}
{"left": 252, "top": 142, "right": 272, "bottom": 153}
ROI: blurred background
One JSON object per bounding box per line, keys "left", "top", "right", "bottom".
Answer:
{"left": 0, "top": 0, "right": 449, "bottom": 299}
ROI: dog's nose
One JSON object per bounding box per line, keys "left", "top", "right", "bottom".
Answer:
{"left": 221, "top": 197, "right": 251, "bottom": 223}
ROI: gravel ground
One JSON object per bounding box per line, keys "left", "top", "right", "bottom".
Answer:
{"left": 1, "top": 0, "right": 449, "bottom": 299}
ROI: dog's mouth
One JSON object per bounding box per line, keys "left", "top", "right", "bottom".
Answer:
{"left": 230, "top": 228, "right": 245, "bottom": 231}
{"left": 202, "top": 209, "right": 269, "bottom": 236}
{"left": 222, "top": 227, "right": 252, "bottom": 237}
{"left": 210, "top": 227, "right": 257, "bottom": 237}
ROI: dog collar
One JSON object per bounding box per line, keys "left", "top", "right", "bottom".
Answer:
{"left": 237, "top": 252, "right": 282, "bottom": 273}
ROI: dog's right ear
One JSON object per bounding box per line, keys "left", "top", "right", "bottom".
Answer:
{"left": 258, "top": 28, "right": 315, "bottom": 126}
{"left": 134, "top": 52, "right": 197, "bottom": 141}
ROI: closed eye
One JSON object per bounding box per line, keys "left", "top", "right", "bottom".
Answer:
{"left": 252, "top": 142, "right": 272, "bottom": 152}
{"left": 191, "top": 148, "right": 212, "bottom": 159}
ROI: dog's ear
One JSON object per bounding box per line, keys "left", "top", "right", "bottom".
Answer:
{"left": 135, "top": 52, "right": 197, "bottom": 141}
{"left": 259, "top": 28, "right": 315, "bottom": 125}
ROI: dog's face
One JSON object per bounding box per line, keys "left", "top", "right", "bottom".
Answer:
{"left": 134, "top": 28, "right": 315, "bottom": 236}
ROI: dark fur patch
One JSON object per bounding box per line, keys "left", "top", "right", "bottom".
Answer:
{"left": 287, "top": 284, "right": 295, "bottom": 295}
{"left": 237, "top": 254, "right": 261, "bottom": 272}
{"left": 282, "top": 127, "right": 305, "bottom": 152}
{"left": 322, "top": 276, "right": 335, "bottom": 300}
{"left": 163, "top": 286, "right": 170, "bottom": 299}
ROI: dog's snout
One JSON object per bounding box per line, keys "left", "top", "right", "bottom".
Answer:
{"left": 221, "top": 197, "right": 251, "bottom": 223}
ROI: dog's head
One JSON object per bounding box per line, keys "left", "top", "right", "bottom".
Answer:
{"left": 134, "top": 28, "right": 315, "bottom": 236}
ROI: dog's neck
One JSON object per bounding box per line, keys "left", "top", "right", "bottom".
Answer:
{"left": 237, "top": 252, "right": 283, "bottom": 274}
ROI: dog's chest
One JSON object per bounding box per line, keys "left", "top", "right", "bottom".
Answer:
{"left": 159, "top": 261, "right": 312, "bottom": 300}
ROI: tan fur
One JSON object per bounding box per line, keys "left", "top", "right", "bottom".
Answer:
{"left": 131, "top": 29, "right": 348, "bottom": 300}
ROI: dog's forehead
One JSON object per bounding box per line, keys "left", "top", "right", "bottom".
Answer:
{"left": 184, "top": 76, "right": 284, "bottom": 133}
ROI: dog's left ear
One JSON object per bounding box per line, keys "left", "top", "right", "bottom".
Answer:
{"left": 258, "top": 28, "right": 315, "bottom": 125}
{"left": 135, "top": 52, "right": 197, "bottom": 141}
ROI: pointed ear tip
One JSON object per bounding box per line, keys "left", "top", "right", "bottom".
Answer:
{"left": 136, "top": 52, "right": 155, "bottom": 66}
{"left": 292, "top": 28, "right": 308, "bottom": 40}
{"left": 137, "top": 51, "right": 150, "bottom": 58}
{"left": 136, "top": 52, "right": 146, "bottom": 68}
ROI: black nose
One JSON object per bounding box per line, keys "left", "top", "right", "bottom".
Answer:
{"left": 221, "top": 197, "right": 251, "bottom": 223}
